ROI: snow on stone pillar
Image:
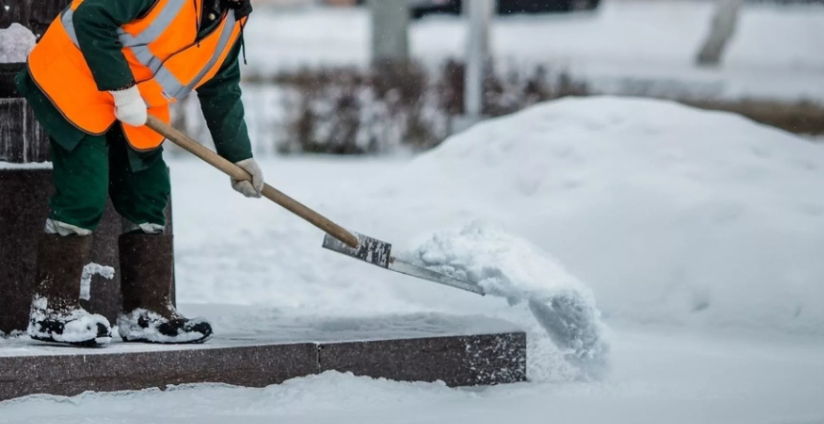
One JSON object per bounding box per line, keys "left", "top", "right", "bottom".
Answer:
{"left": 368, "top": 0, "right": 410, "bottom": 65}
{"left": 464, "top": 0, "right": 493, "bottom": 123}
{"left": 696, "top": 0, "right": 742, "bottom": 67}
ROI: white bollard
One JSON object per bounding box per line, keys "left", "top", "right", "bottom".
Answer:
{"left": 461, "top": 0, "right": 494, "bottom": 129}
{"left": 368, "top": 0, "right": 410, "bottom": 64}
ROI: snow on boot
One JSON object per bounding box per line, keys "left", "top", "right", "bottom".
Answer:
{"left": 116, "top": 233, "right": 213, "bottom": 344}
{"left": 27, "top": 235, "right": 112, "bottom": 347}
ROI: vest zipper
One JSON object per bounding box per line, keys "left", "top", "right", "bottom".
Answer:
{"left": 194, "top": 0, "right": 202, "bottom": 47}
{"left": 240, "top": 19, "right": 247, "bottom": 65}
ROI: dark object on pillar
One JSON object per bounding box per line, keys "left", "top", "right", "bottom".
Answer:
{"left": 0, "top": 0, "right": 70, "bottom": 37}
{"left": 0, "top": 64, "right": 50, "bottom": 164}
{"left": 26, "top": 0, "right": 70, "bottom": 37}
{"left": 0, "top": 329, "right": 528, "bottom": 400}
{"left": 0, "top": 0, "right": 23, "bottom": 30}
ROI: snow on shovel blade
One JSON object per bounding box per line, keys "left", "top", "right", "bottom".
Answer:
{"left": 322, "top": 233, "right": 485, "bottom": 296}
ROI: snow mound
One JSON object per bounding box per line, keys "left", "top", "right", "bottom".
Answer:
{"left": 377, "top": 96, "right": 824, "bottom": 336}
{"left": 403, "top": 222, "right": 608, "bottom": 369}
{"left": 0, "top": 24, "right": 36, "bottom": 63}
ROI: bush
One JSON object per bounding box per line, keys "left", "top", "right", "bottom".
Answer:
{"left": 275, "top": 62, "right": 448, "bottom": 155}
{"left": 437, "top": 59, "right": 589, "bottom": 117}
{"left": 272, "top": 60, "right": 589, "bottom": 154}
{"left": 178, "top": 60, "right": 824, "bottom": 157}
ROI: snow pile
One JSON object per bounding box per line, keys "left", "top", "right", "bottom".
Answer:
{"left": 404, "top": 223, "right": 608, "bottom": 369}
{"left": 374, "top": 96, "right": 824, "bottom": 336}
{"left": 79, "top": 263, "right": 115, "bottom": 301}
{"left": 0, "top": 23, "right": 36, "bottom": 63}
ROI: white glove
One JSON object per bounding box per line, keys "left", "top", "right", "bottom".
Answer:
{"left": 110, "top": 85, "right": 147, "bottom": 127}
{"left": 232, "top": 158, "right": 264, "bottom": 198}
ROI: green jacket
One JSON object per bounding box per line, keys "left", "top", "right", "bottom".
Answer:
{"left": 15, "top": 0, "right": 253, "bottom": 171}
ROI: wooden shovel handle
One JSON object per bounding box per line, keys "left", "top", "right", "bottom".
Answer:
{"left": 146, "top": 115, "right": 360, "bottom": 248}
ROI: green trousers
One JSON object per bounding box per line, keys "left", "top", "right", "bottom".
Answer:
{"left": 49, "top": 126, "right": 170, "bottom": 231}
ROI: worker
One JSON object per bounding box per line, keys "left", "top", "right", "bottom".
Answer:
{"left": 15, "top": 0, "right": 262, "bottom": 346}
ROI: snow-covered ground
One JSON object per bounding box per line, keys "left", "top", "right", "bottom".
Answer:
{"left": 4, "top": 97, "right": 824, "bottom": 423}
{"left": 242, "top": 0, "right": 824, "bottom": 101}
{"left": 2, "top": 325, "right": 823, "bottom": 424}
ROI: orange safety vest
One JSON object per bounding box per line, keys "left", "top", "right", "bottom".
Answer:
{"left": 27, "top": 0, "right": 246, "bottom": 151}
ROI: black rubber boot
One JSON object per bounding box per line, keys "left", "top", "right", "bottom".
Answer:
{"left": 27, "top": 235, "right": 112, "bottom": 347}
{"left": 116, "top": 233, "right": 212, "bottom": 344}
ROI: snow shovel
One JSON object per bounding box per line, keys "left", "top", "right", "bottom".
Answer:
{"left": 146, "top": 116, "right": 484, "bottom": 296}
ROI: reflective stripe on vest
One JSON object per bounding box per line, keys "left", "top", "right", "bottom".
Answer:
{"left": 59, "top": 2, "right": 237, "bottom": 101}
{"left": 118, "top": 0, "right": 188, "bottom": 46}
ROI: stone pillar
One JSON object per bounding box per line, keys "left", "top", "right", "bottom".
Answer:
{"left": 0, "top": 169, "right": 129, "bottom": 333}
{"left": 0, "top": 0, "right": 68, "bottom": 38}
{"left": 0, "top": 5, "right": 175, "bottom": 334}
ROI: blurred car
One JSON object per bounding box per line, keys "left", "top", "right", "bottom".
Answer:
{"left": 352, "top": 0, "right": 600, "bottom": 18}
{"left": 408, "top": 0, "right": 600, "bottom": 19}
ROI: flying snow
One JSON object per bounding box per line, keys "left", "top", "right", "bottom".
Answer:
{"left": 403, "top": 222, "right": 608, "bottom": 372}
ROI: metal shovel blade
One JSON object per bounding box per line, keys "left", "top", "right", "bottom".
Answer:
{"left": 322, "top": 233, "right": 485, "bottom": 296}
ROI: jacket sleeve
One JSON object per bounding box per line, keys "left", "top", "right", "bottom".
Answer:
{"left": 72, "top": 0, "right": 155, "bottom": 91}
{"left": 196, "top": 41, "right": 253, "bottom": 163}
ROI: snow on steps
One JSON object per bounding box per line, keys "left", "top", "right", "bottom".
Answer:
{"left": 0, "top": 313, "right": 526, "bottom": 401}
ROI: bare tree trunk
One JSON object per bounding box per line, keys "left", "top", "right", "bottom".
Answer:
{"left": 696, "top": 0, "right": 742, "bottom": 67}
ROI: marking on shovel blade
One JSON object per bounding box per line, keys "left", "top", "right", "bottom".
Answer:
{"left": 322, "top": 233, "right": 485, "bottom": 296}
